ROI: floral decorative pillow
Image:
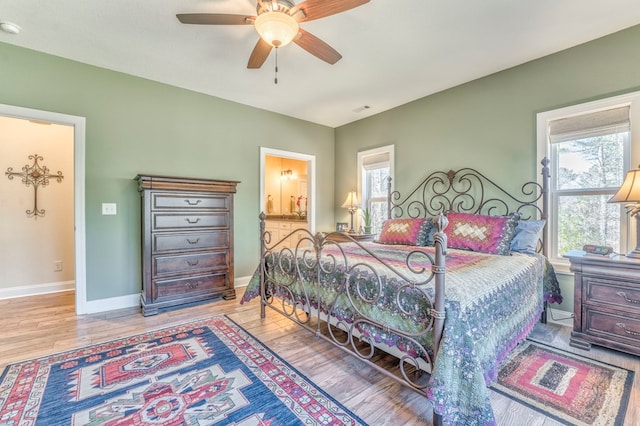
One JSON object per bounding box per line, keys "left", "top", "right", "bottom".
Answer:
{"left": 445, "top": 212, "right": 519, "bottom": 255}
{"left": 377, "top": 218, "right": 426, "bottom": 245}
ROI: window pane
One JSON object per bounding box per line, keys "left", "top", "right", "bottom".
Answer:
{"left": 557, "top": 194, "right": 621, "bottom": 255}
{"left": 368, "top": 201, "right": 387, "bottom": 234}
{"left": 555, "top": 133, "right": 625, "bottom": 190}
{"left": 367, "top": 167, "right": 390, "bottom": 198}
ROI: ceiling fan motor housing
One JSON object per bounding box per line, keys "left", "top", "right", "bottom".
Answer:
{"left": 255, "top": 0, "right": 299, "bottom": 47}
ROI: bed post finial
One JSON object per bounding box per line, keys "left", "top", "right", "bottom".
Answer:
{"left": 434, "top": 213, "right": 449, "bottom": 249}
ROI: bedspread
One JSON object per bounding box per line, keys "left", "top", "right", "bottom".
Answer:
{"left": 241, "top": 242, "right": 562, "bottom": 425}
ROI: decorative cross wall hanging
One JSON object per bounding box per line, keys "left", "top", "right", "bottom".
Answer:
{"left": 6, "top": 153, "right": 64, "bottom": 218}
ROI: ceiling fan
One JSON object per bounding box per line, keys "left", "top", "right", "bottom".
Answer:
{"left": 177, "top": 0, "right": 370, "bottom": 69}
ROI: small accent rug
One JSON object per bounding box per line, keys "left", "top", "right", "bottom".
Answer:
{"left": 493, "top": 340, "right": 634, "bottom": 426}
{"left": 0, "top": 315, "right": 366, "bottom": 425}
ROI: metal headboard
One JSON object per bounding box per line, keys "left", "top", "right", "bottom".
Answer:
{"left": 387, "top": 158, "right": 550, "bottom": 255}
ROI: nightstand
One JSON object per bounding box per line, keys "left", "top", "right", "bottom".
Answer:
{"left": 325, "top": 232, "right": 376, "bottom": 243}
{"left": 564, "top": 250, "right": 640, "bottom": 356}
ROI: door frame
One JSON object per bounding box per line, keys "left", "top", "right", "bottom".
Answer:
{"left": 259, "top": 147, "right": 316, "bottom": 233}
{"left": 0, "top": 103, "right": 87, "bottom": 314}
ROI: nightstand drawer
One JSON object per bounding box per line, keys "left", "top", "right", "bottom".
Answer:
{"left": 585, "top": 277, "right": 640, "bottom": 310}
{"left": 584, "top": 307, "right": 640, "bottom": 348}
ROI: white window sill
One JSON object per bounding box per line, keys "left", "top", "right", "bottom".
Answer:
{"left": 549, "top": 258, "right": 572, "bottom": 276}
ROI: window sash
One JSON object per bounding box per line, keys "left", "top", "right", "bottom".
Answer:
{"left": 357, "top": 145, "right": 394, "bottom": 235}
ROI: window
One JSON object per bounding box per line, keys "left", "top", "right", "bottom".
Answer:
{"left": 357, "top": 145, "right": 394, "bottom": 234}
{"left": 537, "top": 92, "right": 640, "bottom": 271}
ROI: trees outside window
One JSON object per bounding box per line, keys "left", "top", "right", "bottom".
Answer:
{"left": 553, "top": 134, "right": 625, "bottom": 257}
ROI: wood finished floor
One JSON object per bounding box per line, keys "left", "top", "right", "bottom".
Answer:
{"left": 0, "top": 291, "right": 638, "bottom": 425}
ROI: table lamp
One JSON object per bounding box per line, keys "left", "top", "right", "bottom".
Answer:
{"left": 609, "top": 166, "right": 640, "bottom": 258}
{"left": 341, "top": 191, "right": 359, "bottom": 233}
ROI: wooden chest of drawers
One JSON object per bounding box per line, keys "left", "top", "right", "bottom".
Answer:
{"left": 136, "top": 175, "right": 239, "bottom": 316}
{"left": 565, "top": 250, "right": 640, "bottom": 356}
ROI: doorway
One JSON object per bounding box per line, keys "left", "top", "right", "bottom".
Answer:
{"left": 0, "top": 103, "right": 87, "bottom": 314}
{"left": 260, "top": 147, "right": 316, "bottom": 233}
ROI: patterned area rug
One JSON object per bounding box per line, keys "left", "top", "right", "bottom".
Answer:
{"left": 494, "top": 340, "right": 634, "bottom": 426}
{"left": 0, "top": 315, "right": 366, "bottom": 425}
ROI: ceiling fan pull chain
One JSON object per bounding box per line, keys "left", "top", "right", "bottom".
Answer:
{"left": 274, "top": 47, "right": 279, "bottom": 84}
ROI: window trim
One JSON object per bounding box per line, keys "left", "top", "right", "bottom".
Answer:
{"left": 537, "top": 91, "right": 640, "bottom": 273}
{"left": 357, "top": 145, "right": 394, "bottom": 232}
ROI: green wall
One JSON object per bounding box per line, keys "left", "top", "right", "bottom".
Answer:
{"left": 0, "top": 42, "right": 335, "bottom": 301}
{"left": 335, "top": 24, "right": 640, "bottom": 313}
{"left": 3, "top": 23, "right": 640, "bottom": 311}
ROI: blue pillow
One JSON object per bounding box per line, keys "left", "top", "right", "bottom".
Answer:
{"left": 510, "top": 220, "right": 546, "bottom": 253}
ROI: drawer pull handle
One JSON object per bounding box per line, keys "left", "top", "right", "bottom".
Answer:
{"left": 617, "top": 291, "right": 640, "bottom": 304}
{"left": 186, "top": 281, "right": 202, "bottom": 289}
{"left": 186, "top": 238, "right": 200, "bottom": 245}
{"left": 185, "top": 259, "right": 199, "bottom": 266}
{"left": 185, "top": 199, "right": 202, "bottom": 206}
{"left": 616, "top": 322, "right": 640, "bottom": 337}
{"left": 185, "top": 218, "right": 201, "bottom": 224}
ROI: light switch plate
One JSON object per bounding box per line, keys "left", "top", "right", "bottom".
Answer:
{"left": 102, "top": 203, "right": 117, "bottom": 215}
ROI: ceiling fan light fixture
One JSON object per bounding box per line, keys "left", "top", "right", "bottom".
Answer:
{"left": 254, "top": 11, "right": 298, "bottom": 47}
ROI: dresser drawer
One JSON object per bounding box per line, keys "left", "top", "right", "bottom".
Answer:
{"left": 152, "top": 192, "right": 230, "bottom": 210}
{"left": 153, "top": 231, "right": 229, "bottom": 252}
{"left": 154, "top": 273, "right": 229, "bottom": 302}
{"left": 585, "top": 276, "right": 640, "bottom": 310}
{"left": 152, "top": 212, "right": 228, "bottom": 230}
{"left": 153, "top": 251, "right": 228, "bottom": 276}
{"left": 584, "top": 307, "right": 640, "bottom": 348}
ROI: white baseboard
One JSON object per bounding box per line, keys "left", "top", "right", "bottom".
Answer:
{"left": 84, "top": 293, "right": 141, "bottom": 314}
{"left": 1, "top": 275, "right": 254, "bottom": 313}
{"left": 0, "top": 280, "right": 75, "bottom": 300}
{"left": 234, "top": 275, "right": 252, "bottom": 288}
{"left": 83, "top": 275, "right": 254, "bottom": 314}
{"left": 547, "top": 307, "right": 574, "bottom": 326}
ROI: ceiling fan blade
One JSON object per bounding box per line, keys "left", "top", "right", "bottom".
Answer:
{"left": 293, "top": 28, "right": 342, "bottom": 65}
{"left": 291, "top": 0, "right": 369, "bottom": 22}
{"left": 176, "top": 13, "right": 254, "bottom": 25}
{"left": 247, "top": 38, "right": 273, "bottom": 69}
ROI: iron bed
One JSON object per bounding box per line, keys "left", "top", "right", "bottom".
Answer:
{"left": 241, "top": 158, "right": 561, "bottom": 425}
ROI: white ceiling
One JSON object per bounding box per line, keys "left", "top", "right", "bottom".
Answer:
{"left": 2, "top": 1, "right": 640, "bottom": 128}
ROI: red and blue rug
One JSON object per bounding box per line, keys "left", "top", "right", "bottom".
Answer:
{"left": 494, "top": 340, "right": 634, "bottom": 425}
{"left": 0, "top": 315, "right": 366, "bottom": 425}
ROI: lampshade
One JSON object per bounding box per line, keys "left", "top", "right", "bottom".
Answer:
{"left": 341, "top": 191, "right": 359, "bottom": 209}
{"left": 609, "top": 167, "right": 640, "bottom": 204}
{"left": 609, "top": 166, "right": 640, "bottom": 258}
{"left": 254, "top": 12, "right": 299, "bottom": 47}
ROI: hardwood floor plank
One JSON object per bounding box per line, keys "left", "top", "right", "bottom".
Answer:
{"left": 0, "top": 291, "right": 637, "bottom": 426}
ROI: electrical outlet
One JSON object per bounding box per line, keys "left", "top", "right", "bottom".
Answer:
{"left": 102, "top": 203, "right": 117, "bottom": 215}
{"left": 54, "top": 260, "right": 63, "bottom": 272}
